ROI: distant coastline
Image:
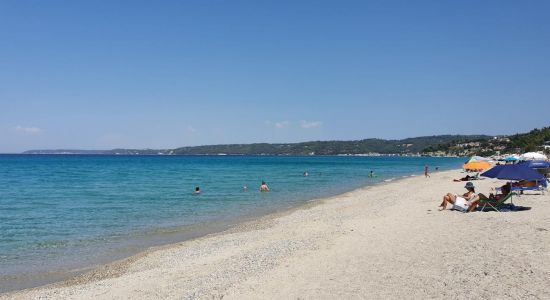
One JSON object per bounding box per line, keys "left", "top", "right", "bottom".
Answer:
{"left": 17, "top": 152, "right": 460, "bottom": 158}
{"left": 19, "top": 126, "right": 550, "bottom": 157}
{"left": 21, "top": 134, "right": 486, "bottom": 156}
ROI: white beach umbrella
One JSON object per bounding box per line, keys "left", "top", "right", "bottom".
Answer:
{"left": 520, "top": 152, "right": 548, "bottom": 160}
{"left": 468, "top": 156, "right": 491, "bottom": 162}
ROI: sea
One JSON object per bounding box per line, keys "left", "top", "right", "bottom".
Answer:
{"left": 0, "top": 154, "right": 465, "bottom": 292}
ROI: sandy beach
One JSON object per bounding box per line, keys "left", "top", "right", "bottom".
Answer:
{"left": 2, "top": 169, "right": 550, "bottom": 299}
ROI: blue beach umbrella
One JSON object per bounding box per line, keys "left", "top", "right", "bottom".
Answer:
{"left": 481, "top": 164, "right": 546, "bottom": 204}
{"left": 503, "top": 155, "right": 519, "bottom": 162}
{"left": 518, "top": 160, "right": 550, "bottom": 177}
{"left": 481, "top": 164, "right": 545, "bottom": 181}
{"left": 518, "top": 160, "right": 550, "bottom": 169}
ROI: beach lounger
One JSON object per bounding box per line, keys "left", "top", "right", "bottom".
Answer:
{"left": 471, "top": 173, "right": 483, "bottom": 180}
{"left": 511, "top": 185, "right": 545, "bottom": 195}
{"left": 510, "top": 179, "right": 548, "bottom": 195}
{"left": 496, "top": 179, "right": 547, "bottom": 196}
{"left": 478, "top": 192, "right": 517, "bottom": 212}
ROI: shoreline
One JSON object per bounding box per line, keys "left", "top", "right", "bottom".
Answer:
{"left": 0, "top": 171, "right": 426, "bottom": 296}
{"left": 4, "top": 169, "right": 549, "bottom": 299}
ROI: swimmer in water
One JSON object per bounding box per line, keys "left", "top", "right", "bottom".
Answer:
{"left": 260, "top": 181, "right": 269, "bottom": 192}
{"left": 194, "top": 186, "right": 201, "bottom": 194}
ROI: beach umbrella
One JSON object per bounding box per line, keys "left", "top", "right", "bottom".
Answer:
{"left": 467, "top": 156, "right": 490, "bottom": 163}
{"left": 481, "top": 164, "right": 545, "bottom": 181}
{"left": 503, "top": 155, "right": 520, "bottom": 162}
{"left": 463, "top": 161, "right": 492, "bottom": 171}
{"left": 518, "top": 160, "right": 550, "bottom": 169}
{"left": 520, "top": 152, "right": 548, "bottom": 160}
{"left": 481, "top": 164, "right": 546, "bottom": 204}
{"left": 518, "top": 160, "right": 550, "bottom": 176}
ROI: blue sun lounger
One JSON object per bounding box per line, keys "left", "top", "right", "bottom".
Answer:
{"left": 511, "top": 179, "right": 548, "bottom": 195}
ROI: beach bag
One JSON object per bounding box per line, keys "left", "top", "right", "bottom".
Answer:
{"left": 452, "top": 197, "right": 469, "bottom": 212}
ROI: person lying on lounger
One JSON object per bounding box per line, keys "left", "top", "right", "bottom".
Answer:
{"left": 439, "top": 182, "right": 479, "bottom": 212}
{"left": 453, "top": 174, "right": 475, "bottom": 182}
{"left": 509, "top": 180, "right": 540, "bottom": 194}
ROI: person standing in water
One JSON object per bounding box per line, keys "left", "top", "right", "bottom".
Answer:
{"left": 424, "top": 165, "right": 430, "bottom": 178}
{"left": 260, "top": 181, "right": 269, "bottom": 192}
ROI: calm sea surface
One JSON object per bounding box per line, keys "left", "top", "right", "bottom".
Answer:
{"left": 0, "top": 155, "right": 464, "bottom": 291}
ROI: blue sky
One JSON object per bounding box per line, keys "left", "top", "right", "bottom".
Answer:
{"left": 1, "top": 1, "right": 549, "bottom": 152}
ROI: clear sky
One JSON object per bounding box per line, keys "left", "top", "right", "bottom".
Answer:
{"left": 1, "top": 1, "right": 549, "bottom": 153}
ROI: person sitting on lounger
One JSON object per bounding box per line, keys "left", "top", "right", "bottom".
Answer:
{"left": 485, "top": 183, "right": 511, "bottom": 200}
{"left": 470, "top": 183, "right": 511, "bottom": 211}
{"left": 439, "top": 182, "right": 479, "bottom": 211}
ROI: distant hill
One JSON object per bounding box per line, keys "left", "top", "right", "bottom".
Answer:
{"left": 23, "top": 135, "right": 490, "bottom": 156}
{"left": 506, "top": 127, "right": 550, "bottom": 153}
{"left": 423, "top": 126, "right": 550, "bottom": 156}
{"left": 23, "top": 127, "right": 550, "bottom": 156}
{"left": 171, "top": 135, "right": 490, "bottom": 155}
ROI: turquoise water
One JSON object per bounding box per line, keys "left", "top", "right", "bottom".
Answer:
{"left": 0, "top": 155, "right": 464, "bottom": 291}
